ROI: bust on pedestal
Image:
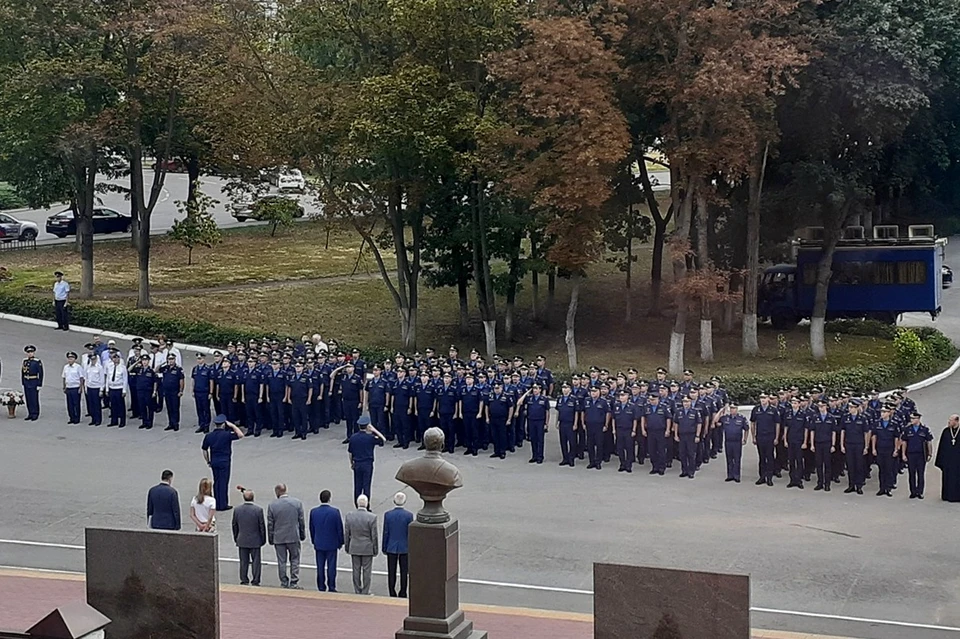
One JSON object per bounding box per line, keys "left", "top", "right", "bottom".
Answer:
{"left": 394, "top": 428, "right": 487, "bottom": 639}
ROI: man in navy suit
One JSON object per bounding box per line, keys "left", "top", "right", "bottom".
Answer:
{"left": 308, "top": 489, "right": 344, "bottom": 592}
{"left": 382, "top": 492, "right": 414, "bottom": 597}
{"left": 146, "top": 469, "right": 181, "bottom": 530}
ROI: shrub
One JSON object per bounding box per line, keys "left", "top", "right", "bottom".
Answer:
{"left": 724, "top": 364, "right": 899, "bottom": 404}
{"left": 0, "top": 183, "right": 27, "bottom": 211}
{"left": 894, "top": 327, "right": 932, "bottom": 374}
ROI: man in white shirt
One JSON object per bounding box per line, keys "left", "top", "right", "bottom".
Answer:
{"left": 313, "top": 334, "right": 328, "bottom": 355}
{"left": 83, "top": 353, "right": 106, "bottom": 426}
{"left": 62, "top": 352, "right": 85, "bottom": 424}
{"left": 149, "top": 342, "right": 164, "bottom": 370}
{"left": 162, "top": 340, "right": 183, "bottom": 368}
{"left": 105, "top": 350, "right": 129, "bottom": 428}
{"left": 52, "top": 271, "right": 70, "bottom": 331}
{"left": 127, "top": 337, "right": 144, "bottom": 364}
{"left": 101, "top": 340, "right": 117, "bottom": 366}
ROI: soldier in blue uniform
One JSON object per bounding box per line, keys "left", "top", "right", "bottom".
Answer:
{"left": 216, "top": 359, "right": 238, "bottom": 423}
{"left": 840, "top": 399, "right": 870, "bottom": 494}
{"left": 750, "top": 394, "right": 781, "bottom": 486}
{"left": 209, "top": 351, "right": 223, "bottom": 416}
{"left": 674, "top": 396, "right": 702, "bottom": 479}
{"left": 582, "top": 386, "right": 610, "bottom": 470}
{"left": 556, "top": 382, "right": 580, "bottom": 467}
{"left": 901, "top": 411, "right": 933, "bottom": 499}
{"left": 484, "top": 380, "right": 513, "bottom": 459}
{"left": 642, "top": 393, "right": 671, "bottom": 476}
{"left": 436, "top": 373, "right": 459, "bottom": 453}
{"left": 285, "top": 361, "right": 313, "bottom": 440}
{"left": 871, "top": 404, "right": 900, "bottom": 496}
{"left": 572, "top": 374, "right": 590, "bottom": 460}
{"left": 192, "top": 353, "right": 213, "bottom": 433}
{"left": 265, "top": 359, "right": 288, "bottom": 438}
{"left": 458, "top": 373, "right": 483, "bottom": 456}
{"left": 133, "top": 355, "right": 158, "bottom": 429}
{"left": 414, "top": 372, "right": 437, "bottom": 448}
{"left": 21, "top": 345, "right": 43, "bottom": 421}
{"left": 337, "top": 363, "right": 363, "bottom": 444}
{"left": 314, "top": 353, "right": 331, "bottom": 432}
{"left": 389, "top": 368, "right": 414, "bottom": 449}
{"left": 241, "top": 357, "right": 264, "bottom": 436}
{"left": 364, "top": 364, "right": 389, "bottom": 434}
{"left": 518, "top": 383, "right": 550, "bottom": 464}
{"left": 158, "top": 354, "right": 184, "bottom": 432}
{"left": 719, "top": 404, "right": 749, "bottom": 482}
{"left": 610, "top": 390, "right": 638, "bottom": 473}
{"left": 807, "top": 399, "right": 838, "bottom": 492}
{"left": 782, "top": 396, "right": 808, "bottom": 489}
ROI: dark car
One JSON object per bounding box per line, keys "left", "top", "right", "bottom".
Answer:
{"left": 45, "top": 207, "right": 132, "bottom": 238}
{"left": 943, "top": 264, "right": 953, "bottom": 289}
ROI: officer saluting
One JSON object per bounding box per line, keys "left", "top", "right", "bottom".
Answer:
{"left": 21, "top": 346, "right": 44, "bottom": 421}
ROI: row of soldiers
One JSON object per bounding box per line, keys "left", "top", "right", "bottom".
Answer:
{"left": 25, "top": 337, "right": 935, "bottom": 497}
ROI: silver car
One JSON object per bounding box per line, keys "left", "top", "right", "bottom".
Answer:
{"left": 0, "top": 212, "right": 40, "bottom": 241}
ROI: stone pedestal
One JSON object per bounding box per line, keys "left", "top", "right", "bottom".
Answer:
{"left": 396, "top": 520, "right": 486, "bottom": 639}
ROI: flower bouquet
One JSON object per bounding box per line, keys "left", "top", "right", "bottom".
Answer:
{"left": 1, "top": 390, "right": 25, "bottom": 418}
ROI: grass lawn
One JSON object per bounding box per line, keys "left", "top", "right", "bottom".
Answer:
{"left": 0, "top": 221, "right": 389, "bottom": 293}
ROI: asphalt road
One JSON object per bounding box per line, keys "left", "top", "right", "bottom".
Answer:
{"left": 7, "top": 170, "right": 323, "bottom": 245}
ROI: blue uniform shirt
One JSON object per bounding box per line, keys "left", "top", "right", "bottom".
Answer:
{"left": 807, "top": 411, "right": 837, "bottom": 444}
{"left": 676, "top": 407, "right": 700, "bottom": 435}
{"left": 192, "top": 364, "right": 212, "bottom": 395}
{"left": 841, "top": 413, "right": 870, "bottom": 445}
{"left": 366, "top": 376, "right": 389, "bottom": 407}
{"left": 21, "top": 358, "right": 44, "bottom": 386}
{"left": 556, "top": 394, "right": 579, "bottom": 425}
{"left": 582, "top": 397, "right": 610, "bottom": 427}
{"left": 342, "top": 373, "right": 363, "bottom": 401}
{"left": 873, "top": 419, "right": 900, "bottom": 452}
{"left": 288, "top": 372, "right": 311, "bottom": 401}
{"left": 751, "top": 404, "right": 780, "bottom": 443}
{"left": 783, "top": 409, "right": 807, "bottom": 445}
{"left": 437, "top": 384, "right": 459, "bottom": 416}
{"left": 525, "top": 394, "right": 550, "bottom": 423}
{"left": 901, "top": 423, "right": 933, "bottom": 454}
{"left": 459, "top": 384, "right": 483, "bottom": 415}
{"left": 201, "top": 429, "right": 239, "bottom": 465}
{"left": 135, "top": 365, "right": 157, "bottom": 393}
{"left": 348, "top": 431, "right": 378, "bottom": 464}
{"left": 720, "top": 414, "right": 749, "bottom": 441}
{"left": 644, "top": 402, "right": 670, "bottom": 433}
{"left": 611, "top": 401, "right": 637, "bottom": 431}
{"left": 486, "top": 391, "right": 512, "bottom": 419}
{"left": 159, "top": 364, "right": 184, "bottom": 393}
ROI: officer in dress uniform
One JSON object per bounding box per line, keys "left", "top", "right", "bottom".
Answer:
{"left": 782, "top": 396, "right": 807, "bottom": 489}
{"left": 840, "top": 399, "right": 869, "bottom": 494}
{"left": 21, "top": 346, "right": 43, "bottom": 421}
{"left": 556, "top": 382, "right": 580, "bottom": 468}
{"left": 750, "top": 394, "right": 780, "bottom": 486}
{"left": 901, "top": 411, "right": 934, "bottom": 499}
{"left": 414, "top": 372, "right": 436, "bottom": 448}
{"left": 808, "top": 399, "right": 837, "bottom": 492}
{"left": 83, "top": 351, "right": 105, "bottom": 426}
{"left": 485, "top": 380, "right": 513, "bottom": 460}
{"left": 192, "top": 353, "right": 213, "bottom": 433}
{"left": 265, "top": 359, "right": 287, "bottom": 438}
{"left": 105, "top": 350, "right": 128, "bottom": 427}
{"left": 582, "top": 386, "right": 609, "bottom": 470}
{"left": 719, "top": 404, "right": 749, "bottom": 482}
{"left": 390, "top": 368, "right": 414, "bottom": 449}
{"left": 871, "top": 404, "right": 900, "bottom": 497}
{"left": 458, "top": 373, "right": 483, "bottom": 456}
{"left": 61, "top": 351, "right": 85, "bottom": 424}
{"left": 158, "top": 354, "right": 184, "bottom": 432}
{"left": 133, "top": 354, "right": 158, "bottom": 429}
{"left": 610, "top": 390, "right": 638, "bottom": 473}
{"left": 338, "top": 363, "right": 363, "bottom": 443}
{"left": 436, "top": 373, "right": 459, "bottom": 453}
{"left": 519, "top": 383, "right": 550, "bottom": 464}
{"left": 674, "top": 396, "right": 701, "bottom": 479}
{"left": 642, "top": 393, "right": 671, "bottom": 476}
{"left": 285, "top": 361, "right": 312, "bottom": 440}
{"left": 241, "top": 357, "right": 264, "bottom": 436}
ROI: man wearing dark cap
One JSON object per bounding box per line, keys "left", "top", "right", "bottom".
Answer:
{"left": 674, "top": 396, "right": 701, "bottom": 479}
{"left": 285, "top": 361, "right": 313, "bottom": 440}
{"left": 61, "top": 351, "right": 85, "bottom": 424}
{"left": 750, "top": 394, "right": 780, "bottom": 487}
{"left": 901, "top": 412, "right": 933, "bottom": 498}
{"left": 192, "top": 353, "right": 214, "bottom": 433}
{"left": 808, "top": 399, "right": 838, "bottom": 491}
{"left": 202, "top": 415, "right": 245, "bottom": 510}
{"left": 158, "top": 353, "right": 185, "bottom": 432}
{"left": 133, "top": 354, "right": 159, "bottom": 429}
{"left": 782, "top": 396, "right": 808, "bottom": 489}
{"left": 348, "top": 415, "right": 385, "bottom": 502}
{"left": 871, "top": 405, "right": 900, "bottom": 496}
{"left": 517, "top": 383, "right": 550, "bottom": 464}
{"left": 840, "top": 399, "right": 869, "bottom": 494}
{"left": 582, "top": 386, "right": 610, "bottom": 470}
{"left": 556, "top": 382, "right": 580, "bottom": 467}
{"left": 265, "top": 359, "right": 288, "bottom": 438}
{"left": 484, "top": 381, "right": 513, "bottom": 459}
{"left": 610, "top": 389, "right": 638, "bottom": 473}
{"left": 21, "top": 345, "right": 44, "bottom": 420}
{"left": 52, "top": 271, "right": 70, "bottom": 330}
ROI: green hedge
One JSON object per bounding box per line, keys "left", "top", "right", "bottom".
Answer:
{"left": 724, "top": 364, "right": 899, "bottom": 404}
{"left": 0, "top": 183, "right": 27, "bottom": 211}
{"left": 0, "top": 291, "right": 394, "bottom": 363}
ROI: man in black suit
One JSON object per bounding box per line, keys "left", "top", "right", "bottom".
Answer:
{"left": 232, "top": 489, "right": 267, "bottom": 586}
{"left": 146, "top": 469, "right": 181, "bottom": 530}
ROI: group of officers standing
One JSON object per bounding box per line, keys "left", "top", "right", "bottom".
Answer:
{"left": 23, "top": 336, "right": 936, "bottom": 498}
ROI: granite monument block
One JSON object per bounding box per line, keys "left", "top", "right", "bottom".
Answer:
{"left": 594, "top": 563, "right": 749, "bottom": 639}
{"left": 85, "top": 528, "right": 219, "bottom": 639}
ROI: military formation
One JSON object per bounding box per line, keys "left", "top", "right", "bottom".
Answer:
{"left": 21, "top": 336, "right": 936, "bottom": 499}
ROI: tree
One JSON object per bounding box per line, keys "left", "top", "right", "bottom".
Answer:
{"left": 489, "top": 12, "right": 631, "bottom": 369}
{"left": 603, "top": 168, "right": 653, "bottom": 323}
{"left": 168, "top": 191, "right": 221, "bottom": 264}
{"left": 257, "top": 197, "right": 300, "bottom": 236}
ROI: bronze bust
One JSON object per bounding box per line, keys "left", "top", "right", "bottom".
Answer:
{"left": 396, "top": 427, "right": 463, "bottom": 523}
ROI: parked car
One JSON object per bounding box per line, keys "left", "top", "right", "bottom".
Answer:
{"left": 151, "top": 158, "right": 187, "bottom": 172}
{"left": 232, "top": 195, "right": 305, "bottom": 222}
{"left": 943, "top": 264, "right": 953, "bottom": 288}
{"left": 276, "top": 169, "right": 306, "bottom": 193}
{"left": 45, "top": 207, "right": 132, "bottom": 238}
{"left": 0, "top": 212, "right": 40, "bottom": 241}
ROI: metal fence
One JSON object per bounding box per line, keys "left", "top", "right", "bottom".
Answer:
{"left": 0, "top": 239, "right": 37, "bottom": 251}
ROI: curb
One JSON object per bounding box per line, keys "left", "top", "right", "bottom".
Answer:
{"left": 0, "top": 311, "right": 957, "bottom": 407}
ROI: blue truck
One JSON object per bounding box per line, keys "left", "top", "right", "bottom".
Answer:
{"left": 758, "top": 225, "right": 948, "bottom": 329}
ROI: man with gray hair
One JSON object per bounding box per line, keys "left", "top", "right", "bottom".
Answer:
{"left": 232, "top": 489, "right": 266, "bottom": 586}
{"left": 267, "top": 483, "right": 305, "bottom": 589}
{"left": 343, "top": 493, "right": 379, "bottom": 594}
{"left": 382, "top": 491, "right": 413, "bottom": 597}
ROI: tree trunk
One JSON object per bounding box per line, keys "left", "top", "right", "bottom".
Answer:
{"left": 457, "top": 272, "right": 469, "bottom": 336}
{"left": 546, "top": 268, "right": 556, "bottom": 328}
{"left": 700, "top": 313, "right": 714, "bottom": 362}
{"left": 811, "top": 230, "right": 840, "bottom": 361}
{"left": 640, "top": 156, "right": 672, "bottom": 316}
{"left": 471, "top": 174, "right": 497, "bottom": 356}
{"left": 565, "top": 272, "right": 581, "bottom": 370}
{"left": 742, "top": 143, "right": 768, "bottom": 356}
{"left": 406, "top": 306, "right": 418, "bottom": 351}
{"left": 668, "top": 176, "right": 694, "bottom": 375}
{"left": 530, "top": 236, "right": 539, "bottom": 322}
{"left": 669, "top": 308, "right": 686, "bottom": 375}
{"left": 695, "top": 181, "right": 712, "bottom": 362}
{"left": 137, "top": 216, "right": 152, "bottom": 309}
{"left": 130, "top": 197, "right": 140, "bottom": 249}
{"left": 482, "top": 321, "right": 497, "bottom": 357}
{"left": 75, "top": 158, "right": 96, "bottom": 299}
{"left": 723, "top": 273, "right": 740, "bottom": 333}
{"left": 624, "top": 236, "right": 633, "bottom": 324}
{"left": 186, "top": 155, "right": 200, "bottom": 207}
{"left": 505, "top": 230, "right": 523, "bottom": 342}
{"left": 187, "top": 246, "right": 193, "bottom": 266}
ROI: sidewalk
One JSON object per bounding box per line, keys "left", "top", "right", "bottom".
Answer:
{"left": 0, "top": 569, "right": 847, "bottom": 639}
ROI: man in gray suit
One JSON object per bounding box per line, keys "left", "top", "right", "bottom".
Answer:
{"left": 267, "top": 483, "right": 305, "bottom": 589}
{"left": 343, "top": 493, "right": 379, "bottom": 594}
{"left": 232, "top": 489, "right": 266, "bottom": 586}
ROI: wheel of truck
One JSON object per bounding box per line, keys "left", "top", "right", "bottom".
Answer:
{"left": 771, "top": 312, "right": 798, "bottom": 330}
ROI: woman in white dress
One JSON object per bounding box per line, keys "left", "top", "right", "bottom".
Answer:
{"left": 190, "top": 477, "right": 217, "bottom": 532}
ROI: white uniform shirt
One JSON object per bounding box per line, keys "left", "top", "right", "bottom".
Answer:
{"left": 84, "top": 361, "right": 106, "bottom": 388}
{"left": 62, "top": 363, "right": 85, "bottom": 388}
{"left": 53, "top": 280, "right": 70, "bottom": 301}
{"left": 105, "top": 362, "right": 129, "bottom": 394}
{"left": 161, "top": 346, "right": 183, "bottom": 368}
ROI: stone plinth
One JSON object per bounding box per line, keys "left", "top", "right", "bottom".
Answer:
{"left": 396, "top": 520, "right": 486, "bottom": 639}
{"left": 594, "top": 563, "right": 749, "bottom": 639}
{"left": 85, "top": 527, "right": 219, "bottom": 639}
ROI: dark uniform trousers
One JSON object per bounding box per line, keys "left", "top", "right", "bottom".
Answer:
{"left": 615, "top": 428, "right": 635, "bottom": 470}
{"left": 814, "top": 443, "right": 832, "bottom": 488}
{"left": 244, "top": 396, "right": 259, "bottom": 434}
{"left": 369, "top": 404, "right": 386, "bottom": 432}
{"left": 907, "top": 452, "right": 927, "bottom": 496}
{"left": 528, "top": 419, "right": 546, "bottom": 462}
{"left": 845, "top": 441, "right": 866, "bottom": 489}
{"left": 394, "top": 409, "right": 411, "bottom": 448}
{"left": 439, "top": 413, "right": 456, "bottom": 453}
{"left": 558, "top": 421, "right": 576, "bottom": 465}
{"left": 311, "top": 396, "right": 326, "bottom": 432}
{"left": 292, "top": 399, "right": 309, "bottom": 437}
{"left": 211, "top": 462, "right": 231, "bottom": 511}
{"left": 585, "top": 423, "right": 605, "bottom": 467}
{"left": 648, "top": 429, "right": 667, "bottom": 473}
{"left": 635, "top": 432, "right": 647, "bottom": 464}
{"left": 756, "top": 439, "right": 776, "bottom": 481}
{"left": 787, "top": 442, "right": 805, "bottom": 485}
{"left": 65, "top": 387, "right": 82, "bottom": 423}
{"left": 725, "top": 438, "right": 743, "bottom": 480}
{"left": 85, "top": 388, "right": 103, "bottom": 425}
{"left": 490, "top": 417, "right": 507, "bottom": 456}
{"left": 164, "top": 391, "right": 181, "bottom": 429}
{"left": 108, "top": 389, "right": 126, "bottom": 427}
{"left": 877, "top": 449, "right": 897, "bottom": 492}
{"left": 679, "top": 433, "right": 697, "bottom": 477}
{"left": 195, "top": 393, "right": 211, "bottom": 432}
{"left": 269, "top": 398, "right": 285, "bottom": 437}
{"left": 711, "top": 426, "right": 724, "bottom": 456}
{"left": 575, "top": 423, "right": 587, "bottom": 458}
{"left": 462, "top": 414, "right": 479, "bottom": 453}
{"left": 353, "top": 461, "right": 373, "bottom": 502}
